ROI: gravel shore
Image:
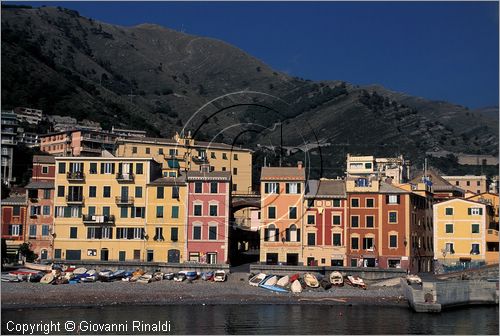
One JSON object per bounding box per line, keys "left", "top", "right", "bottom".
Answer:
{"left": 1, "top": 273, "right": 407, "bottom": 310}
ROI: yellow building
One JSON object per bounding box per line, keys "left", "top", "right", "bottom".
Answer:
{"left": 433, "top": 198, "right": 497, "bottom": 266}
{"left": 145, "top": 175, "right": 187, "bottom": 263}
{"left": 53, "top": 157, "right": 162, "bottom": 262}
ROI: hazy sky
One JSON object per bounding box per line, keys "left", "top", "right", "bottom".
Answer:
{"left": 7, "top": 1, "right": 499, "bottom": 108}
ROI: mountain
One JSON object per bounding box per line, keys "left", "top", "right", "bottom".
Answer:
{"left": 2, "top": 5, "right": 498, "bottom": 178}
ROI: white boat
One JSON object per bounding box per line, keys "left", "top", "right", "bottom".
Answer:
{"left": 329, "top": 271, "right": 344, "bottom": 286}
{"left": 304, "top": 273, "right": 319, "bottom": 288}
{"left": 214, "top": 270, "right": 227, "bottom": 282}
{"left": 276, "top": 275, "right": 289, "bottom": 287}
{"left": 137, "top": 274, "right": 153, "bottom": 284}
{"left": 291, "top": 279, "right": 302, "bottom": 293}
{"left": 81, "top": 275, "right": 97, "bottom": 282}
{"left": 263, "top": 275, "right": 277, "bottom": 286}
{"left": 73, "top": 267, "right": 87, "bottom": 275}
{"left": 40, "top": 273, "right": 55, "bottom": 284}
{"left": 347, "top": 275, "right": 367, "bottom": 289}
{"left": 24, "top": 262, "right": 52, "bottom": 272}
{"left": 249, "top": 273, "right": 267, "bottom": 286}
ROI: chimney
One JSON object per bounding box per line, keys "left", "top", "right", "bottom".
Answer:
{"left": 298, "top": 161, "right": 303, "bottom": 169}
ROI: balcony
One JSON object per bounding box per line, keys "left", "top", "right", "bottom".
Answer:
{"left": 66, "top": 195, "right": 84, "bottom": 205}
{"left": 116, "top": 172, "right": 135, "bottom": 183}
{"left": 192, "top": 156, "right": 208, "bottom": 164}
{"left": 82, "top": 214, "right": 115, "bottom": 224}
{"left": 81, "top": 146, "right": 102, "bottom": 154}
{"left": 67, "top": 171, "right": 85, "bottom": 182}
{"left": 115, "top": 196, "right": 134, "bottom": 205}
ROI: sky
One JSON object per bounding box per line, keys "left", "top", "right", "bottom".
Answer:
{"left": 6, "top": 1, "right": 499, "bottom": 109}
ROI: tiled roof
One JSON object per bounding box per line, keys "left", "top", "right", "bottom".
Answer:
{"left": 25, "top": 181, "right": 54, "bottom": 189}
{"left": 33, "top": 155, "right": 55, "bottom": 164}
{"left": 306, "top": 179, "right": 346, "bottom": 198}
{"left": 411, "top": 170, "right": 464, "bottom": 193}
{"left": 1, "top": 196, "right": 27, "bottom": 205}
{"left": 148, "top": 175, "right": 186, "bottom": 186}
{"left": 379, "top": 181, "right": 410, "bottom": 194}
{"left": 186, "top": 171, "right": 232, "bottom": 181}
{"left": 261, "top": 166, "right": 306, "bottom": 180}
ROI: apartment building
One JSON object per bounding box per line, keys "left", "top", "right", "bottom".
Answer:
{"left": 52, "top": 157, "right": 162, "bottom": 261}
{"left": 346, "top": 154, "right": 410, "bottom": 183}
{"left": 259, "top": 162, "right": 306, "bottom": 265}
{"left": 14, "top": 107, "right": 43, "bottom": 125}
{"left": 1, "top": 110, "right": 18, "bottom": 186}
{"left": 442, "top": 175, "right": 488, "bottom": 195}
{"left": 40, "top": 129, "right": 117, "bottom": 157}
{"left": 1, "top": 196, "right": 27, "bottom": 258}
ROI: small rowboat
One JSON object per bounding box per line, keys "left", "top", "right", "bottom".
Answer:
{"left": 291, "top": 279, "right": 302, "bottom": 293}
{"left": 330, "top": 271, "right": 344, "bottom": 286}
{"left": 249, "top": 273, "right": 267, "bottom": 286}
{"left": 276, "top": 275, "right": 290, "bottom": 287}
{"left": 24, "top": 262, "right": 52, "bottom": 272}
{"left": 262, "top": 275, "right": 277, "bottom": 286}
{"left": 185, "top": 271, "right": 197, "bottom": 281}
{"left": 40, "top": 273, "right": 55, "bottom": 284}
{"left": 304, "top": 273, "right": 319, "bottom": 288}
{"left": 214, "top": 270, "right": 226, "bottom": 282}
{"left": 164, "top": 272, "right": 175, "bottom": 280}
{"left": 137, "top": 274, "right": 153, "bottom": 284}
{"left": 73, "top": 267, "right": 87, "bottom": 275}
{"left": 346, "top": 275, "right": 367, "bottom": 289}
{"left": 153, "top": 272, "right": 164, "bottom": 281}
{"left": 201, "top": 271, "right": 214, "bottom": 281}
{"left": 174, "top": 273, "right": 186, "bottom": 282}
{"left": 289, "top": 273, "right": 300, "bottom": 283}
{"left": 320, "top": 278, "right": 332, "bottom": 290}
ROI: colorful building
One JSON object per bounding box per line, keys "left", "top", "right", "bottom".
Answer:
{"left": 259, "top": 162, "right": 306, "bottom": 265}
{"left": 433, "top": 198, "right": 497, "bottom": 266}
{"left": 52, "top": 157, "right": 162, "bottom": 261}
{"left": 1, "top": 195, "right": 27, "bottom": 259}
{"left": 25, "top": 155, "right": 56, "bottom": 260}
{"left": 40, "top": 129, "right": 118, "bottom": 157}
{"left": 410, "top": 170, "right": 464, "bottom": 201}
{"left": 442, "top": 175, "right": 488, "bottom": 195}
{"left": 186, "top": 171, "right": 231, "bottom": 264}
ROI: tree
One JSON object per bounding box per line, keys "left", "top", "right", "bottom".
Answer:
{"left": 19, "top": 243, "right": 38, "bottom": 262}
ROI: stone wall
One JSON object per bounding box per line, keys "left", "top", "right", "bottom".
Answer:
{"left": 53, "top": 260, "right": 230, "bottom": 273}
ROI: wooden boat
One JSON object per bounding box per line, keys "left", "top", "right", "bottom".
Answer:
{"left": 137, "top": 273, "right": 153, "bottom": 284}
{"left": 262, "top": 275, "right": 277, "bottom": 286}
{"left": 40, "top": 273, "right": 55, "bottom": 284}
{"left": 201, "top": 271, "right": 214, "bottom": 281}
{"left": 329, "top": 271, "right": 344, "bottom": 286}
{"left": 289, "top": 273, "right": 300, "bottom": 283}
{"left": 24, "top": 262, "right": 52, "bottom": 272}
{"left": 214, "top": 270, "right": 227, "bottom": 282}
{"left": 174, "top": 273, "right": 186, "bottom": 282}
{"left": 249, "top": 273, "right": 267, "bottom": 286}
{"left": 304, "top": 273, "right": 319, "bottom": 288}
{"left": 346, "top": 275, "right": 367, "bottom": 289}
{"left": 276, "top": 275, "right": 290, "bottom": 287}
{"left": 185, "top": 271, "right": 197, "bottom": 281}
{"left": 291, "top": 279, "right": 303, "bottom": 293}
{"left": 133, "top": 269, "right": 145, "bottom": 277}
{"left": 164, "top": 272, "right": 175, "bottom": 280}
{"left": 72, "top": 267, "right": 87, "bottom": 275}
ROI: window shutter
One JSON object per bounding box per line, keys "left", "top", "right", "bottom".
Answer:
{"left": 275, "top": 228, "right": 279, "bottom": 239}
{"left": 297, "top": 229, "right": 301, "bottom": 242}
{"left": 111, "top": 163, "right": 115, "bottom": 174}
{"left": 265, "top": 183, "right": 269, "bottom": 194}
{"left": 285, "top": 228, "right": 290, "bottom": 242}
{"left": 96, "top": 228, "right": 102, "bottom": 239}
{"left": 264, "top": 229, "right": 269, "bottom": 241}
{"left": 87, "top": 228, "right": 91, "bottom": 239}
{"left": 479, "top": 208, "right": 483, "bottom": 215}
{"left": 118, "top": 163, "right": 123, "bottom": 174}
{"left": 286, "top": 183, "right": 290, "bottom": 194}
{"left": 297, "top": 183, "right": 301, "bottom": 194}
{"left": 386, "top": 195, "right": 389, "bottom": 204}
{"left": 468, "top": 208, "right": 471, "bottom": 215}
{"left": 131, "top": 206, "right": 135, "bottom": 218}
{"left": 19, "top": 225, "right": 23, "bottom": 235}
{"left": 397, "top": 195, "right": 400, "bottom": 204}
{"left": 127, "top": 229, "right": 133, "bottom": 240}
{"left": 100, "top": 163, "right": 104, "bottom": 174}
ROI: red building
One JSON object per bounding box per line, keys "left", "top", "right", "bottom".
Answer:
{"left": 25, "top": 155, "right": 55, "bottom": 260}
{"left": 1, "top": 195, "right": 27, "bottom": 258}
{"left": 186, "top": 171, "right": 231, "bottom": 264}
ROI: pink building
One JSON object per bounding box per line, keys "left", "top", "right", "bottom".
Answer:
{"left": 186, "top": 171, "right": 231, "bottom": 264}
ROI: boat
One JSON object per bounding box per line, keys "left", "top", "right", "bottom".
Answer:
{"left": 291, "top": 279, "right": 303, "bottom": 293}
{"left": 260, "top": 281, "right": 289, "bottom": 293}
{"left": 137, "top": 273, "right": 153, "bottom": 284}
{"left": 406, "top": 274, "right": 422, "bottom": 285}
{"left": 276, "top": 275, "right": 290, "bottom": 287}
{"left": 289, "top": 273, "right": 300, "bottom": 283}
{"left": 98, "top": 270, "right": 113, "bottom": 282}
{"left": 72, "top": 267, "right": 87, "bottom": 275}
{"left": 24, "top": 262, "right": 52, "bottom": 272}
{"left": 304, "top": 273, "right": 319, "bottom": 288}
{"left": 185, "top": 271, "right": 197, "bottom": 281}
{"left": 133, "top": 269, "right": 145, "bottom": 277}
{"left": 346, "top": 275, "right": 367, "bottom": 289}
{"left": 249, "top": 273, "right": 267, "bottom": 286}
{"left": 213, "top": 270, "right": 227, "bottom": 282}
{"left": 320, "top": 278, "right": 332, "bottom": 290}
{"left": 201, "top": 271, "right": 214, "bottom": 281}
{"left": 1, "top": 274, "right": 21, "bottom": 282}
{"left": 53, "top": 277, "right": 69, "bottom": 285}
{"left": 109, "top": 270, "right": 126, "bottom": 281}
{"left": 164, "top": 272, "right": 175, "bottom": 280}
{"left": 81, "top": 275, "right": 97, "bottom": 283}
{"left": 153, "top": 272, "right": 164, "bottom": 281}
{"left": 262, "top": 275, "right": 277, "bottom": 286}
{"left": 40, "top": 273, "right": 55, "bottom": 284}
{"left": 28, "top": 272, "right": 45, "bottom": 282}
{"left": 174, "top": 273, "right": 186, "bottom": 282}
{"left": 330, "top": 271, "right": 344, "bottom": 286}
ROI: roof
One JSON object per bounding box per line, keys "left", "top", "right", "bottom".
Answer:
{"left": 410, "top": 170, "right": 464, "bottom": 193}
{"left": 25, "top": 181, "right": 54, "bottom": 189}
{"left": 433, "top": 198, "right": 488, "bottom": 207}
{"left": 148, "top": 175, "right": 186, "bottom": 186}
{"left": 305, "top": 179, "right": 346, "bottom": 198}
{"left": 261, "top": 166, "right": 306, "bottom": 181}
{"left": 442, "top": 175, "right": 487, "bottom": 180}
{"left": 186, "top": 171, "right": 231, "bottom": 181}
{"left": 379, "top": 181, "right": 410, "bottom": 194}
{"left": 1, "top": 196, "right": 27, "bottom": 205}
{"left": 33, "top": 155, "right": 55, "bottom": 164}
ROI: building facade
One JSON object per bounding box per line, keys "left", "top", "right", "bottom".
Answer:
{"left": 442, "top": 175, "right": 488, "bottom": 195}
{"left": 1, "top": 110, "right": 18, "bottom": 186}
{"left": 40, "top": 129, "right": 118, "bottom": 157}
{"left": 1, "top": 196, "right": 27, "bottom": 258}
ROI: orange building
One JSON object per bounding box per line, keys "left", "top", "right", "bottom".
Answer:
{"left": 39, "top": 129, "right": 117, "bottom": 156}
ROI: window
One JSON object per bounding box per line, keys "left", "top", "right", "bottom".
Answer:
{"left": 156, "top": 186, "right": 164, "bottom": 199}
{"left": 387, "top": 195, "right": 400, "bottom": 204}
{"left": 101, "top": 163, "right": 115, "bottom": 174}
{"left": 154, "top": 227, "right": 164, "bottom": 241}
{"left": 477, "top": 181, "right": 481, "bottom": 186}
{"left": 264, "top": 182, "right": 279, "bottom": 194}
{"left": 42, "top": 166, "right": 49, "bottom": 174}
{"left": 268, "top": 206, "right": 276, "bottom": 219}
{"left": 102, "top": 206, "right": 110, "bottom": 217}
{"left": 132, "top": 207, "right": 145, "bottom": 218}
{"left": 445, "top": 242, "right": 455, "bottom": 254}
{"left": 351, "top": 216, "right": 359, "bottom": 227}
{"left": 169, "top": 148, "right": 177, "bottom": 156}
{"left": 133, "top": 228, "right": 143, "bottom": 239}
{"left": 171, "top": 206, "right": 179, "bottom": 219}
{"left": 289, "top": 207, "right": 297, "bottom": 219}
{"left": 89, "top": 186, "right": 96, "bottom": 198}
{"left": 9, "top": 225, "right": 21, "bottom": 236}
{"left": 233, "top": 168, "right": 238, "bottom": 175}
{"left": 455, "top": 181, "right": 459, "bottom": 186}
{"left": 42, "top": 225, "right": 50, "bottom": 236}
{"left": 209, "top": 204, "right": 218, "bottom": 216}
{"left": 366, "top": 198, "right": 374, "bottom": 207}
{"left": 132, "top": 146, "right": 137, "bottom": 154}
{"left": 363, "top": 237, "right": 374, "bottom": 250}
{"left": 222, "top": 167, "right": 226, "bottom": 171}
{"left": 54, "top": 249, "right": 62, "bottom": 259}
{"left": 351, "top": 198, "right": 359, "bottom": 207}
{"left": 211, "top": 152, "right": 216, "bottom": 159}
{"left": 156, "top": 206, "right": 164, "bottom": 218}
{"left": 307, "top": 214, "right": 315, "bottom": 225}
{"left": 145, "top": 147, "right": 150, "bottom": 154}
{"left": 58, "top": 162, "right": 66, "bottom": 174}
{"left": 193, "top": 226, "right": 202, "bottom": 240}
{"left": 286, "top": 182, "right": 301, "bottom": 194}
{"left": 209, "top": 226, "right": 217, "bottom": 240}
{"left": 70, "top": 227, "right": 78, "bottom": 239}
{"left": 265, "top": 225, "right": 278, "bottom": 242}
{"left": 222, "top": 153, "right": 228, "bottom": 160}
{"left": 232, "top": 184, "right": 237, "bottom": 192}
{"left": 57, "top": 186, "right": 65, "bottom": 197}
{"left": 210, "top": 182, "right": 218, "bottom": 193}
{"left": 468, "top": 208, "right": 483, "bottom": 215}
{"left": 333, "top": 199, "right": 341, "bottom": 207}
{"left": 389, "top": 212, "right": 397, "bottom": 223}
{"left": 332, "top": 215, "right": 341, "bottom": 225}
{"left": 387, "top": 234, "right": 397, "bottom": 248}
{"left": 172, "top": 186, "right": 180, "bottom": 199}
{"left": 307, "top": 233, "right": 316, "bottom": 246}
{"left": 194, "top": 204, "right": 202, "bottom": 216}
{"left": 88, "top": 206, "right": 96, "bottom": 216}
{"left": 234, "top": 153, "right": 238, "bottom": 160}
{"left": 135, "top": 186, "right": 142, "bottom": 198}
{"left": 445, "top": 207, "right": 453, "bottom": 216}
{"left": 13, "top": 206, "right": 20, "bottom": 216}
{"left": 366, "top": 216, "right": 374, "bottom": 228}
{"left": 466, "top": 181, "right": 470, "bottom": 186}
{"left": 171, "top": 227, "right": 178, "bottom": 241}
{"left": 29, "top": 225, "right": 36, "bottom": 237}
{"left": 121, "top": 207, "right": 128, "bottom": 218}
{"left": 445, "top": 224, "right": 453, "bottom": 233}
{"left": 43, "top": 206, "right": 50, "bottom": 216}
{"left": 43, "top": 189, "right": 51, "bottom": 199}
{"left": 194, "top": 182, "right": 203, "bottom": 193}
{"left": 471, "top": 223, "right": 480, "bottom": 234}
{"left": 288, "top": 225, "right": 299, "bottom": 242}
{"left": 333, "top": 233, "right": 342, "bottom": 246}
{"left": 136, "top": 163, "right": 143, "bottom": 174}
{"left": 30, "top": 206, "right": 40, "bottom": 216}
{"left": 470, "top": 243, "right": 480, "bottom": 255}
{"left": 133, "top": 250, "right": 140, "bottom": 260}
{"left": 351, "top": 237, "right": 359, "bottom": 250}
{"left": 103, "top": 186, "right": 111, "bottom": 198}
{"left": 89, "top": 163, "right": 97, "bottom": 174}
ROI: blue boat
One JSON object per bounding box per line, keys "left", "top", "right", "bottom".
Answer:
{"left": 258, "top": 275, "right": 289, "bottom": 293}
{"left": 186, "top": 271, "right": 197, "bottom": 281}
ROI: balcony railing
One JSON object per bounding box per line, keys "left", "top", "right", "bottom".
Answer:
{"left": 82, "top": 214, "right": 115, "bottom": 224}
{"left": 66, "top": 195, "right": 84, "bottom": 204}
{"left": 115, "top": 196, "right": 134, "bottom": 205}
{"left": 116, "top": 172, "right": 135, "bottom": 182}
{"left": 67, "top": 171, "right": 85, "bottom": 181}
{"left": 487, "top": 229, "right": 499, "bottom": 236}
